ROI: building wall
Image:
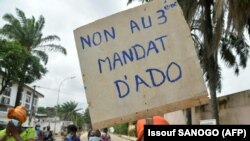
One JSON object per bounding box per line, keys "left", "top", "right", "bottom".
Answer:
{"left": 0, "top": 80, "right": 44, "bottom": 127}
{"left": 9, "top": 83, "right": 18, "bottom": 106}
{"left": 165, "top": 90, "right": 250, "bottom": 125}
{"left": 0, "top": 83, "right": 41, "bottom": 111}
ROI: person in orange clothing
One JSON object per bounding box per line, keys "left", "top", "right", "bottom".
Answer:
{"left": 0, "top": 105, "right": 36, "bottom": 141}
{"left": 136, "top": 116, "right": 169, "bottom": 141}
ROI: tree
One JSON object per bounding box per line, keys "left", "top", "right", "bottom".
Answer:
{"left": 128, "top": 0, "right": 250, "bottom": 124}
{"left": 58, "top": 101, "right": 82, "bottom": 121}
{"left": 0, "top": 39, "right": 47, "bottom": 95}
{"left": 0, "top": 8, "right": 67, "bottom": 107}
{"left": 113, "top": 122, "right": 129, "bottom": 135}
{"left": 82, "top": 108, "right": 92, "bottom": 129}
{"left": 72, "top": 112, "right": 85, "bottom": 128}
{"left": 37, "top": 106, "right": 56, "bottom": 117}
{"left": 0, "top": 40, "right": 23, "bottom": 94}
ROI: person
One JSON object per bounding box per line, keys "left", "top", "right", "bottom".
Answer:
{"left": 0, "top": 105, "right": 37, "bottom": 141}
{"left": 100, "top": 128, "right": 111, "bottom": 141}
{"left": 136, "top": 116, "right": 169, "bottom": 141}
{"left": 87, "top": 129, "right": 101, "bottom": 141}
{"left": 35, "top": 124, "right": 43, "bottom": 141}
{"left": 64, "top": 124, "right": 80, "bottom": 141}
{"left": 43, "top": 126, "right": 53, "bottom": 141}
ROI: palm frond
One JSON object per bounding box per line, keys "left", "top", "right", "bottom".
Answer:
{"left": 227, "top": 0, "right": 250, "bottom": 34}
{"left": 40, "top": 35, "right": 60, "bottom": 43}
{"left": 2, "top": 13, "right": 18, "bottom": 25}
{"left": 16, "top": 8, "right": 27, "bottom": 25}
{"left": 32, "top": 50, "right": 48, "bottom": 64}
{"left": 37, "top": 15, "right": 45, "bottom": 33}
{"left": 37, "top": 44, "right": 67, "bottom": 55}
{"left": 178, "top": 0, "right": 199, "bottom": 24}
{"left": 127, "top": 0, "right": 151, "bottom": 5}
{"left": 127, "top": 0, "right": 133, "bottom": 5}
{"left": 220, "top": 37, "right": 236, "bottom": 68}
{"left": 0, "top": 24, "right": 23, "bottom": 40}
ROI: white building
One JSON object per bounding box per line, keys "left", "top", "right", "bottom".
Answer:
{"left": 0, "top": 81, "right": 44, "bottom": 128}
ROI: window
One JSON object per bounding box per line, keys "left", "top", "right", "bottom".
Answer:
{"left": 33, "top": 98, "right": 38, "bottom": 106}
{"left": 3, "top": 87, "right": 11, "bottom": 96}
{"left": 25, "top": 103, "right": 30, "bottom": 110}
{"left": 1, "top": 87, "right": 11, "bottom": 105}
{"left": 0, "top": 97, "right": 10, "bottom": 105}
{"left": 26, "top": 91, "right": 31, "bottom": 103}
{"left": 25, "top": 96, "right": 31, "bottom": 103}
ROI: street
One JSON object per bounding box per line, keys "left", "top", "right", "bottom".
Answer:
{"left": 54, "top": 132, "right": 136, "bottom": 141}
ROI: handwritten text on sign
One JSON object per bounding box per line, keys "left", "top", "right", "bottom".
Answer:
{"left": 74, "top": 0, "right": 208, "bottom": 129}
{"left": 79, "top": 1, "right": 179, "bottom": 99}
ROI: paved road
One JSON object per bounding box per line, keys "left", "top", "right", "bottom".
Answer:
{"left": 80, "top": 132, "right": 136, "bottom": 141}
{"left": 54, "top": 132, "right": 136, "bottom": 141}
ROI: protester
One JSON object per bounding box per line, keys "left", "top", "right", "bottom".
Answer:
{"left": 35, "top": 124, "right": 44, "bottom": 141}
{"left": 43, "top": 126, "right": 53, "bottom": 141}
{"left": 0, "top": 105, "right": 37, "bottom": 141}
{"left": 136, "top": 116, "right": 169, "bottom": 141}
{"left": 64, "top": 124, "right": 80, "bottom": 141}
{"left": 87, "top": 129, "right": 101, "bottom": 141}
{"left": 101, "top": 128, "right": 111, "bottom": 141}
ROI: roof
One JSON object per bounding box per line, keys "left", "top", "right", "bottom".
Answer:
{"left": 218, "top": 89, "right": 250, "bottom": 98}
{"left": 24, "top": 84, "right": 44, "bottom": 98}
{"left": 35, "top": 113, "right": 48, "bottom": 117}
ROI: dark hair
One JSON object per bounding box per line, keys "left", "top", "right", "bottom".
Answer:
{"left": 67, "top": 124, "right": 78, "bottom": 133}
{"left": 103, "top": 128, "right": 108, "bottom": 133}
{"left": 47, "top": 125, "right": 50, "bottom": 131}
{"left": 35, "top": 124, "right": 40, "bottom": 129}
{"left": 87, "top": 129, "right": 101, "bottom": 139}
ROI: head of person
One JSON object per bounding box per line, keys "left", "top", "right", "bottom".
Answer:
{"left": 67, "top": 124, "right": 78, "bottom": 135}
{"left": 88, "top": 129, "right": 101, "bottom": 141}
{"left": 136, "top": 116, "right": 169, "bottom": 141}
{"left": 35, "top": 124, "right": 41, "bottom": 131}
{"left": 103, "top": 128, "right": 108, "bottom": 134}
{"left": 47, "top": 125, "right": 50, "bottom": 131}
{"left": 7, "top": 105, "right": 28, "bottom": 128}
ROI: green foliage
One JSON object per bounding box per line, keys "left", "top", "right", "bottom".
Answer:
{"left": 58, "top": 101, "right": 82, "bottom": 121}
{"left": 82, "top": 108, "right": 91, "bottom": 127}
{"left": 128, "top": 128, "right": 136, "bottom": 137}
{"left": 0, "top": 8, "right": 67, "bottom": 59}
{"left": 0, "top": 39, "right": 47, "bottom": 95}
{"left": 113, "top": 122, "right": 129, "bottom": 135}
{"left": 0, "top": 8, "right": 66, "bottom": 106}
{"left": 73, "top": 113, "right": 85, "bottom": 128}
{"left": 37, "top": 106, "right": 56, "bottom": 117}
{"left": 0, "top": 40, "right": 25, "bottom": 88}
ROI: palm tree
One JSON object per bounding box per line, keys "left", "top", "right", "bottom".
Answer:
{"left": 128, "top": 0, "right": 250, "bottom": 124}
{"left": 0, "top": 8, "right": 67, "bottom": 107}
{"left": 58, "top": 101, "right": 82, "bottom": 121}
{"left": 82, "top": 108, "right": 92, "bottom": 129}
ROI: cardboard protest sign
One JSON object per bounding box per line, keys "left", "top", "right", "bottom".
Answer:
{"left": 74, "top": 0, "right": 208, "bottom": 129}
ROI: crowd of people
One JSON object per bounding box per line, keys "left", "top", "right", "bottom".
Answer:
{"left": 0, "top": 105, "right": 169, "bottom": 141}
{"left": 0, "top": 105, "right": 112, "bottom": 141}
{"left": 35, "top": 125, "right": 54, "bottom": 141}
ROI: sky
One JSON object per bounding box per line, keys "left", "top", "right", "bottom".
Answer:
{"left": 0, "top": 0, "right": 141, "bottom": 111}
{"left": 0, "top": 0, "right": 249, "bottom": 112}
